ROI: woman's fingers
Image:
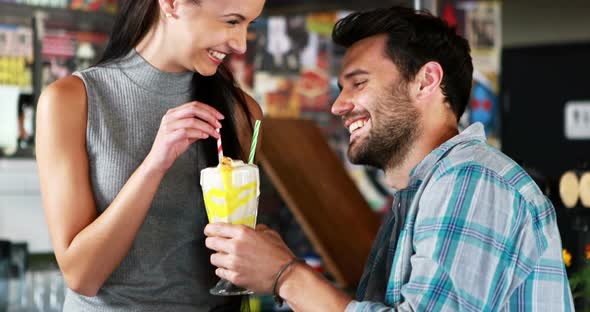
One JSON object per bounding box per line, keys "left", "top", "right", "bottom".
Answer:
{"left": 165, "top": 118, "right": 220, "bottom": 139}
{"left": 166, "top": 101, "right": 224, "bottom": 129}
{"left": 145, "top": 100, "right": 226, "bottom": 172}
{"left": 168, "top": 128, "right": 208, "bottom": 143}
{"left": 167, "top": 101, "right": 223, "bottom": 118}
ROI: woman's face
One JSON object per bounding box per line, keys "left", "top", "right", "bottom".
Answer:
{"left": 167, "top": 0, "right": 265, "bottom": 76}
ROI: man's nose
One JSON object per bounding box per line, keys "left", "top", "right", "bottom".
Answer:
{"left": 331, "top": 93, "right": 354, "bottom": 116}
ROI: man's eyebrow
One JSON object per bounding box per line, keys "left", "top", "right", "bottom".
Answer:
{"left": 337, "top": 69, "right": 370, "bottom": 90}
{"left": 343, "top": 69, "right": 369, "bottom": 80}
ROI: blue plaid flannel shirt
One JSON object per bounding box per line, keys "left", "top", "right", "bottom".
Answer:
{"left": 346, "top": 123, "right": 574, "bottom": 311}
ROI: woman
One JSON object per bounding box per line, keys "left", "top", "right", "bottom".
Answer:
{"left": 35, "top": 0, "right": 265, "bottom": 310}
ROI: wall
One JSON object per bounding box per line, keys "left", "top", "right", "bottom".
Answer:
{"left": 0, "top": 159, "right": 52, "bottom": 253}
{"left": 2, "top": 0, "right": 590, "bottom": 255}
{"left": 502, "top": 0, "right": 590, "bottom": 48}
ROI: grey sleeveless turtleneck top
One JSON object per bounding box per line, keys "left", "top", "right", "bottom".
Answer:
{"left": 66, "top": 50, "right": 240, "bottom": 311}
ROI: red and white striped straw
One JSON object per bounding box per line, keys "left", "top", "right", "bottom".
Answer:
{"left": 216, "top": 128, "right": 223, "bottom": 164}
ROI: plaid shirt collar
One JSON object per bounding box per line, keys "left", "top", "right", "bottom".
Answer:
{"left": 408, "top": 122, "right": 487, "bottom": 186}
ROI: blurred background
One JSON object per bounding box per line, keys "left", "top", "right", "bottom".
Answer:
{"left": 0, "top": 0, "right": 589, "bottom": 310}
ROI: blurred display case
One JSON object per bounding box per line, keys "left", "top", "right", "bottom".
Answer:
{"left": 0, "top": 1, "right": 115, "bottom": 158}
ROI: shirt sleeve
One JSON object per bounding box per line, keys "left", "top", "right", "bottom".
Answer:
{"left": 346, "top": 164, "right": 547, "bottom": 312}
{"left": 346, "top": 300, "right": 396, "bottom": 312}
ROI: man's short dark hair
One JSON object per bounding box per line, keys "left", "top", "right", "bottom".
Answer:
{"left": 332, "top": 6, "right": 473, "bottom": 121}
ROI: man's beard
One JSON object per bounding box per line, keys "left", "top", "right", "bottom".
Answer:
{"left": 348, "top": 82, "right": 421, "bottom": 170}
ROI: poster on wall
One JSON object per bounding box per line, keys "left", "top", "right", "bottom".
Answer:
{"left": 70, "top": 0, "right": 118, "bottom": 14}
{"left": 458, "top": 1, "right": 501, "bottom": 75}
{"left": 297, "top": 13, "right": 336, "bottom": 113}
{"left": 440, "top": 0, "right": 502, "bottom": 147}
{"left": 227, "top": 21, "right": 260, "bottom": 97}
{"left": 0, "top": 24, "right": 34, "bottom": 157}
{"left": 0, "top": 24, "right": 33, "bottom": 89}
{"left": 251, "top": 16, "right": 300, "bottom": 117}
{"left": 41, "top": 30, "right": 108, "bottom": 88}
{"left": 252, "top": 14, "right": 335, "bottom": 117}
{"left": 243, "top": 11, "right": 394, "bottom": 212}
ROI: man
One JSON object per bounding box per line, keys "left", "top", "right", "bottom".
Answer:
{"left": 205, "top": 6, "right": 574, "bottom": 311}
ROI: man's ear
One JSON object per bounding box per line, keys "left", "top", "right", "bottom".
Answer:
{"left": 414, "top": 61, "right": 443, "bottom": 100}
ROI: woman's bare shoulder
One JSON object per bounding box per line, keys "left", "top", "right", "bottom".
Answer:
{"left": 242, "top": 91, "right": 263, "bottom": 120}
{"left": 37, "top": 75, "right": 87, "bottom": 119}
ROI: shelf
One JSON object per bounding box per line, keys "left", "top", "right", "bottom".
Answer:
{"left": 0, "top": 85, "right": 32, "bottom": 94}
{"left": 19, "top": 86, "right": 32, "bottom": 94}
{"left": 263, "top": 0, "right": 411, "bottom": 15}
{"left": 0, "top": 2, "right": 115, "bottom": 33}
{"left": 0, "top": 158, "right": 36, "bottom": 171}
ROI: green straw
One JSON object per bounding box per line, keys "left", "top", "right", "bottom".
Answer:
{"left": 248, "top": 120, "right": 261, "bottom": 164}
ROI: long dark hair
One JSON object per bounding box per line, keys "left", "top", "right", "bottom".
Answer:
{"left": 332, "top": 6, "right": 473, "bottom": 121}
{"left": 97, "top": 0, "right": 253, "bottom": 167}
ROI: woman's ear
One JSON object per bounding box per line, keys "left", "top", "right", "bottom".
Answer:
{"left": 159, "top": 0, "right": 177, "bottom": 18}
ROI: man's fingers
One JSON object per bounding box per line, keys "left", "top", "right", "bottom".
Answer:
{"left": 205, "top": 237, "right": 232, "bottom": 254}
{"left": 256, "top": 224, "right": 271, "bottom": 231}
{"left": 210, "top": 252, "right": 239, "bottom": 270}
{"left": 267, "top": 231, "right": 282, "bottom": 239}
{"left": 215, "top": 268, "right": 236, "bottom": 283}
{"left": 205, "top": 223, "right": 249, "bottom": 239}
{"left": 256, "top": 224, "right": 281, "bottom": 239}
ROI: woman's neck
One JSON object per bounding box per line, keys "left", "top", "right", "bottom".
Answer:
{"left": 135, "top": 23, "right": 186, "bottom": 73}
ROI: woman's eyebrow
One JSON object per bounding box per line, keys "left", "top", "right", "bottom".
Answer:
{"left": 222, "top": 13, "right": 246, "bottom": 21}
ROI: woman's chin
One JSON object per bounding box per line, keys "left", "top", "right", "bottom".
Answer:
{"left": 193, "top": 63, "right": 219, "bottom": 77}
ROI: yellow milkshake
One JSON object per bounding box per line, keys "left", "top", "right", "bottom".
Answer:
{"left": 200, "top": 156, "right": 260, "bottom": 228}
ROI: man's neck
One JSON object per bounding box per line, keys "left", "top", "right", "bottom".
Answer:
{"left": 384, "top": 124, "right": 458, "bottom": 190}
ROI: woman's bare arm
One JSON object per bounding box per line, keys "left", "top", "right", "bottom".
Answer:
{"left": 36, "top": 76, "right": 223, "bottom": 296}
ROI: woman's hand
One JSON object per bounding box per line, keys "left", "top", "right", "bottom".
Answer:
{"left": 145, "top": 101, "right": 224, "bottom": 173}
{"left": 204, "top": 224, "right": 296, "bottom": 294}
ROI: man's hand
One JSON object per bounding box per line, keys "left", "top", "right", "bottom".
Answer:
{"left": 204, "top": 223, "right": 295, "bottom": 294}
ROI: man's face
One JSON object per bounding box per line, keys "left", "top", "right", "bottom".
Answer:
{"left": 332, "top": 34, "right": 421, "bottom": 169}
